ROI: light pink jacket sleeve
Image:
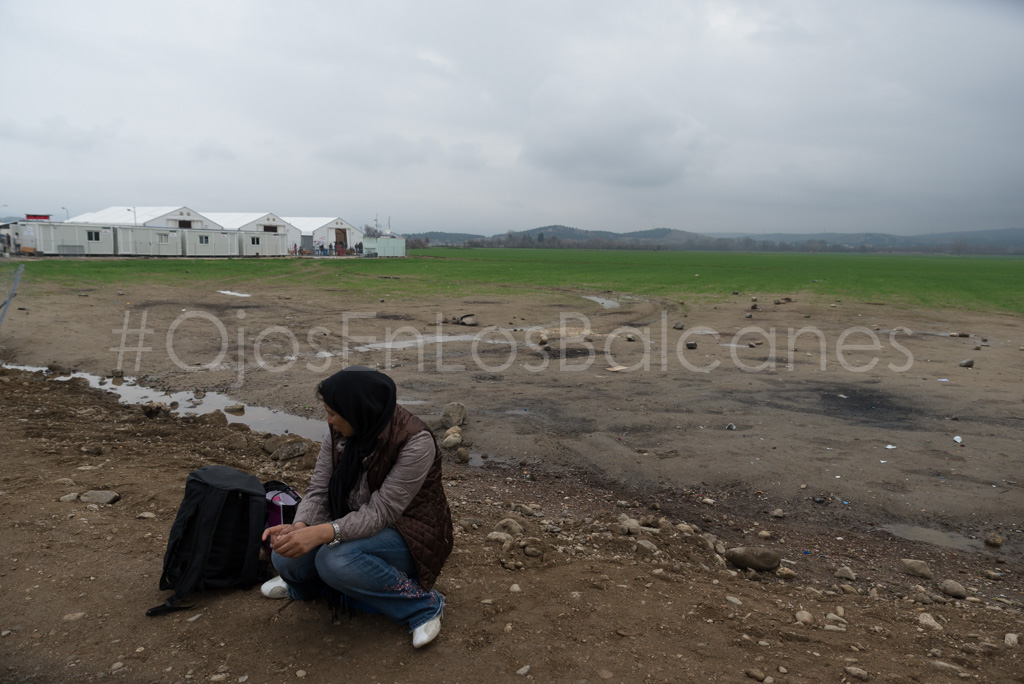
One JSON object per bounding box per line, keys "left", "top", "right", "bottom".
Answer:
{"left": 292, "top": 429, "right": 435, "bottom": 542}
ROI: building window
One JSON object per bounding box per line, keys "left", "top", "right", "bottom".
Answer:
{"left": 87, "top": 231, "right": 100, "bottom": 242}
{"left": 199, "top": 235, "right": 210, "bottom": 245}
{"left": 251, "top": 236, "right": 261, "bottom": 246}
{"left": 158, "top": 233, "right": 170, "bottom": 244}
{"left": 177, "top": 220, "right": 193, "bottom": 229}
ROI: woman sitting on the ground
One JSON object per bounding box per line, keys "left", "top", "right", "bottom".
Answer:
{"left": 261, "top": 366, "right": 453, "bottom": 648}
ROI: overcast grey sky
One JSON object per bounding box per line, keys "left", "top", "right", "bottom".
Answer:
{"left": 2, "top": 0, "right": 1022, "bottom": 236}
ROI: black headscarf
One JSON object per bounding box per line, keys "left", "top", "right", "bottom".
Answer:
{"left": 318, "top": 366, "right": 397, "bottom": 520}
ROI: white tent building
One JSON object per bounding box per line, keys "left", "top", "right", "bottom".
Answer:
{"left": 69, "top": 206, "right": 221, "bottom": 230}
{"left": 67, "top": 206, "right": 221, "bottom": 256}
{"left": 202, "top": 213, "right": 293, "bottom": 256}
{"left": 282, "top": 217, "right": 363, "bottom": 255}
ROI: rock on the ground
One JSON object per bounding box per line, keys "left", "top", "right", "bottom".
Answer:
{"left": 984, "top": 532, "right": 1003, "bottom": 548}
{"left": 776, "top": 567, "right": 797, "bottom": 580}
{"left": 724, "top": 546, "right": 781, "bottom": 571}
{"left": 494, "top": 519, "right": 524, "bottom": 536}
{"left": 264, "top": 434, "right": 306, "bottom": 454}
{"left": 939, "top": 579, "right": 967, "bottom": 599}
{"left": 79, "top": 490, "right": 120, "bottom": 505}
{"left": 844, "top": 666, "right": 870, "bottom": 681}
{"left": 919, "top": 613, "right": 943, "bottom": 631}
{"left": 900, "top": 558, "right": 933, "bottom": 579}
{"left": 271, "top": 439, "right": 309, "bottom": 461}
{"left": 834, "top": 565, "right": 857, "bottom": 581}
{"left": 441, "top": 402, "right": 467, "bottom": 427}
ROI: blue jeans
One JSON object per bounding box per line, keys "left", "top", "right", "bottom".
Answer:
{"left": 271, "top": 527, "right": 444, "bottom": 631}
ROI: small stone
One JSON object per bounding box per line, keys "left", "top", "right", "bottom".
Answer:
{"left": 770, "top": 509, "right": 784, "bottom": 518}
{"left": 919, "top": 613, "right": 943, "bottom": 631}
{"left": 984, "top": 570, "right": 1002, "bottom": 581}
{"left": 210, "top": 675, "right": 228, "bottom": 683}
{"left": 757, "top": 530, "right": 772, "bottom": 539}
{"left": 939, "top": 579, "right": 967, "bottom": 599}
{"left": 984, "top": 532, "right": 1003, "bottom": 548}
{"left": 745, "top": 668, "right": 766, "bottom": 682}
{"left": 516, "top": 665, "right": 531, "bottom": 676}
{"left": 776, "top": 567, "right": 797, "bottom": 580}
{"left": 1006, "top": 633, "right": 1019, "bottom": 648}
{"left": 296, "top": 670, "right": 306, "bottom": 678}
{"left": 494, "top": 519, "right": 524, "bottom": 536}
{"left": 844, "top": 666, "right": 870, "bottom": 681}
{"left": 834, "top": 566, "right": 857, "bottom": 581}
{"left": 686, "top": 341, "right": 698, "bottom": 350}
{"left": 136, "top": 511, "right": 157, "bottom": 520}
{"left": 454, "top": 447, "right": 469, "bottom": 464}
{"left": 441, "top": 433, "right": 463, "bottom": 449}
{"left": 958, "top": 359, "right": 974, "bottom": 368}
{"left": 726, "top": 596, "right": 742, "bottom": 607}
{"left": 509, "top": 584, "right": 521, "bottom": 593}
{"left": 673, "top": 321, "right": 684, "bottom": 330}
{"left": 900, "top": 558, "right": 933, "bottom": 579}
{"left": 224, "top": 403, "right": 245, "bottom": 414}
{"left": 441, "top": 402, "right": 467, "bottom": 427}
{"left": 63, "top": 612, "right": 86, "bottom": 621}
{"left": 795, "top": 610, "right": 814, "bottom": 625}
{"left": 59, "top": 493, "right": 80, "bottom": 503}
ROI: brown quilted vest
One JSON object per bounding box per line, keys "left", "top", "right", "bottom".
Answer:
{"left": 362, "top": 406, "right": 453, "bottom": 591}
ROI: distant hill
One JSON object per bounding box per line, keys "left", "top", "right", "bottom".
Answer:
{"left": 403, "top": 231, "right": 486, "bottom": 244}
{"left": 747, "top": 228, "right": 1024, "bottom": 250}
{"left": 403, "top": 225, "right": 1024, "bottom": 254}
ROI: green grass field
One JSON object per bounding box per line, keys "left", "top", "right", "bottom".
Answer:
{"left": 6, "top": 249, "right": 1023, "bottom": 313}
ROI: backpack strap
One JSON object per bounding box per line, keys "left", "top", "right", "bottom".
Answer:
{"left": 147, "top": 485, "right": 229, "bottom": 617}
{"left": 239, "top": 488, "right": 268, "bottom": 588}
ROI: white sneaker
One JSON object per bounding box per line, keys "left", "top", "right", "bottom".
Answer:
{"left": 412, "top": 614, "right": 442, "bottom": 648}
{"left": 260, "top": 575, "right": 290, "bottom": 599}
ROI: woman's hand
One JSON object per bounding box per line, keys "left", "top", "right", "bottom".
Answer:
{"left": 262, "top": 522, "right": 333, "bottom": 558}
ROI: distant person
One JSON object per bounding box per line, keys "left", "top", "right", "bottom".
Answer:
{"left": 260, "top": 367, "right": 453, "bottom": 648}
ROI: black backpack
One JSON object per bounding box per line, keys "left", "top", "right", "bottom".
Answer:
{"left": 147, "top": 465, "right": 267, "bottom": 616}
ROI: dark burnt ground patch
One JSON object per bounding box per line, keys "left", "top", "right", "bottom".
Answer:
{"left": 733, "top": 381, "right": 923, "bottom": 430}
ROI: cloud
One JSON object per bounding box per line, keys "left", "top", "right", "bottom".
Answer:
{"left": 520, "top": 77, "right": 709, "bottom": 188}
{"left": 317, "top": 134, "right": 486, "bottom": 172}
{"left": 0, "top": 116, "right": 115, "bottom": 152}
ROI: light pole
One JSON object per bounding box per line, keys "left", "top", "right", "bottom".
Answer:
{"left": 128, "top": 207, "right": 137, "bottom": 227}
{"left": 62, "top": 206, "right": 69, "bottom": 222}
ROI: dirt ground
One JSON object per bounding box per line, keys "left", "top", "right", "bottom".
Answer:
{"left": 0, "top": 259, "right": 1021, "bottom": 683}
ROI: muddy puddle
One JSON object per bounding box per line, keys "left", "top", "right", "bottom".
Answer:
{"left": 581, "top": 295, "right": 620, "bottom": 309}
{"left": 4, "top": 364, "right": 328, "bottom": 441}
{"left": 880, "top": 523, "right": 997, "bottom": 555}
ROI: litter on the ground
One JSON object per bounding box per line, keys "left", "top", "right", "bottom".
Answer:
{"left": 885, "top": 444, "right": 897, "bottom": 449}
{"left": 880, "top": 460, "right": 888, "bottom": 463}
{"left": 953, "top": 436, "right": 963, "bottom": 444}
{"left": 605, "top": 365, "right": 627, "bottom": 372}
{"left": 217, "top": 290, "right": 251, "bottom": 297}
{"left": 838, "top": 394, "right": 848, "bottom": 399}
{"left": 937, "top": 378, "right": 949, "bottom": 382}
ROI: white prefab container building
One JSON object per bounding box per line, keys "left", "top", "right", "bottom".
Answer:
{"left": 282, "top": 217, "right": 362, "bottom": 255}
{"left": 180, "top": 228, "right": 239, "bottom": 257}
{"left": 15, "top": 221, "right": 116, "bottom": 256}
{"left": 113, "top": 226, "right": 184, "bottom": 256}
{"left": 203, "top": 213, "right": 299, "bottom": 255}
{"left": 69, "top": 206, "right": 222, "bottom": 231}
{"left": 362, "top": 235, "right": 406, "bottom": 257}
{"left": 237, "top": 230, "right": 289, "bottom": 256}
